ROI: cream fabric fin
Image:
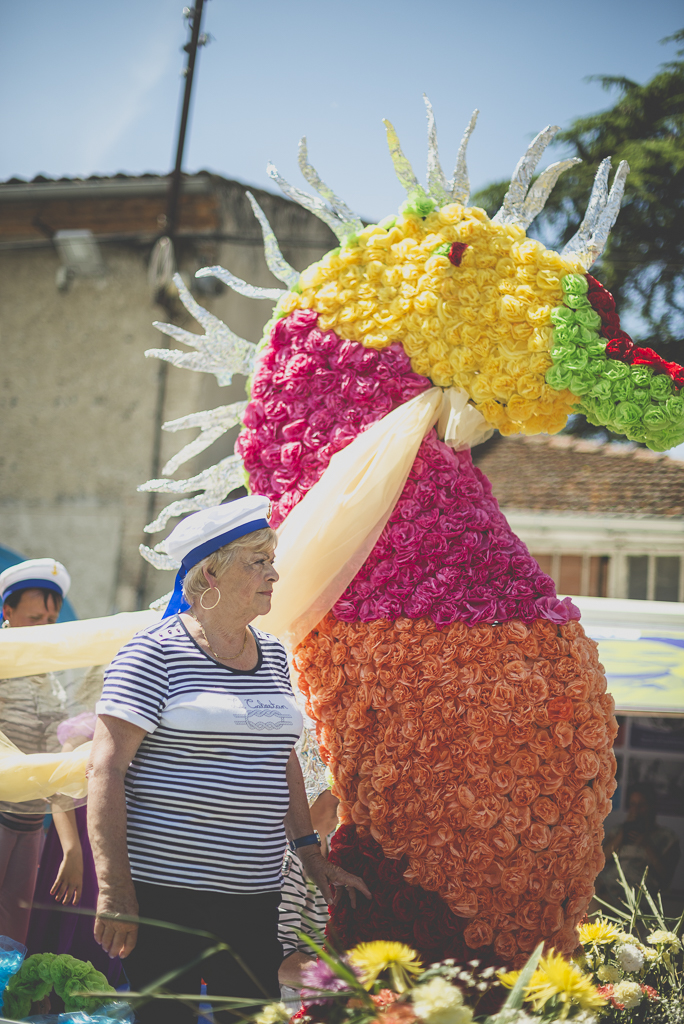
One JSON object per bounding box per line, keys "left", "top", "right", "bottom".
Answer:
{"left": 0, "top": 610, "right": 158, "bottom": 680}
{"left": 254, "top": 387, "right": 444, "bottom": 648}
{"left": 0, "top": 732, "right": 91, "bottom": 804}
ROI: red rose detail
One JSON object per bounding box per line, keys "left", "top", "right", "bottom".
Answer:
{"left": 632, "top": 347, "right": 670, "bottom": 374}
{"left": 490, "top": 825, "right": 517, "bottom": 857}
{"left": 517, "top": 929, "right": 540, "bottom": 952}
{"left": 448, "top": 242, "right": 468, "bottom": 266}
{"left": 501, "top": 803, "right": 531, "bottom": 834}
{"left": 494, "top": 930, "right": 518, "bottom": 960}
{"left": 575, "top": 749, "right": 601, "bottom": 779}
{"left": 531, "top": 796, "right": 560, "bottom": 825}
{"left": 601, "top": 313, "right": 621, "bottom": 335}
{"left": 545, "top": 878, "right": 567, "bottom": 903}
{"left": 463, "top": 916, "right": 494, "bottom": 948}
{"left": 511, "top": 778, "right": 541, "bottom": 807}
{"left": 515, "top": 900, "right": 542, "bottom": 931}
{"left": 605, "top": 336, "right": 634, "bottom": 360}
{"left": 521, "top": 823, "right": 551, "bottom": 851}
{"left": 540, "top": 902, "right": 565, "bottom": 936}
{"left": 547, "top": 696, "right": 573, "bottom": 722}
{"left": 500, "top": 865, "right": 530, "bottom": 895}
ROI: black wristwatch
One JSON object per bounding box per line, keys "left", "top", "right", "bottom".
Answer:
{"left": 288, "top": 831, "right": 321, "bottom": 852}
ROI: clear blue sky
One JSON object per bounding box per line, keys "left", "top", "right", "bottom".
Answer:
{"left": 1, "top": 0, "right": 681, "bottom": 221}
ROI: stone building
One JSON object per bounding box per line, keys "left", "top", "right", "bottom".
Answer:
{"left": 0, "top": 172, "right": 336, "bottom": 616}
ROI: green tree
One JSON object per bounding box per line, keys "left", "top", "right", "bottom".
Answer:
{"left": 473, "top": 31, "right": 684, "bottom": 364}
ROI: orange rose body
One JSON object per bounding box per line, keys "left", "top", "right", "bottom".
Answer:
{"left": 295, "top": 612, "right": 616, "bottom": 966}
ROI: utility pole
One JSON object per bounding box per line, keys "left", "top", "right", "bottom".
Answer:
{"left": 138, "top": 2, "right": 210, "bottom": 611}
{"left": 164, "top": 1, "right": 209, "bottom": 238}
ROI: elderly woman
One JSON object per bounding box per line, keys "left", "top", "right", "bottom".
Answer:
{"left": 87, "top": 497, "right": 369, "bottom": 1024}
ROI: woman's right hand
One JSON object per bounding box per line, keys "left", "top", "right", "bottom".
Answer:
{"left": 94, "top": 886, "right": 139, "bottom": 960}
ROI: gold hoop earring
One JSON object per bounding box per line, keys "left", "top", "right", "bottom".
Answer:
{"left": 200, "top": 587, "right": 221, "bottom": 611}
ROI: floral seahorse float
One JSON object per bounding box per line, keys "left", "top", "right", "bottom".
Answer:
{"left": 140, "top": 101, "right": 684, "bottom": 969}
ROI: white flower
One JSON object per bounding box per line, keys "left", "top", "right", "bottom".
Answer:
{"left": 488, "top": 1013, "right": 536, "bottom": 1024}
{"left": 647, "top": 930, "right": 682, "bottom": 950}
{"left": 411, "top": 977, "right": 473, "bottom": 1024}
{"left": 612, "top": 980, "right": 643, "bottom": 1009}
{"left": 597, "top": 964, "right": 621, "bottom": 983}
{"left": 254, "top": 1003, "right": 291, "bottom": 1024}
{"left": 616, "top": 943, "right": 645, "bottom": 973}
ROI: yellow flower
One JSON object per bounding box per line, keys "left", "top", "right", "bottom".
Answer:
{"left": 254, "top": 1002, "right": 290, "bottom": 1024}
{"left": 578, "top": 920, "right": 621, "bottom": 946}
{"left": 411, "top": 977, "right": 472, "bottom": 1024}
{"left": 348, "top": 941, "right": 423, "bottom": 992}
{"left": 647, "top": 930, "right": 682, "bottom": 950}
{"left": 524, "top": 951, "right": 607, "bottom": 1017}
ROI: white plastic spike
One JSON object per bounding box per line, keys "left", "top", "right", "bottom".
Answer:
{"left": 148, "top": 274, "right": 256, "bottom": 386}
{"left": 493, "top": 125, "right": 560, "bottom": 225}
{"left": 383, "top": 119, "right": 423, "bottom": 196}
{"left": 561, "top": 158, "right": 611, "bottom": 258}
{"left": 449, "top": 109, "right": 479, "bottom": 206}
{"left": 160, "top": 425, "right": 231, "bottom": 477}
{"left": 518, "top": 158, "right": 582, "bottom": 230}
{"left": 139, "top": 546, "right": 180, "bottom": 571}
{"left": 162, "top": 402, "right": 248, "bottom": 433}
{"left": 160, "top": 401, "right": 248, "bottom": 476}
{"left": 195, "top": 266, "right": 285, "bottom": 301}
{"left": 563, "top": 160, "right": 630, "bottom": 269}
{"left": 298, "top": 138, "right": 363, "bottom": 232}
{"left": 139, "top": 454, "right": 245, "bottom": 533}
{"left": 245, "top": 192, "right": 300, "bottom": 288}
{"left": 267, "top": 162, "right": 351, "bottom": 243}
{"left": 423, "top": 95, "right": 449, "bottom": 206}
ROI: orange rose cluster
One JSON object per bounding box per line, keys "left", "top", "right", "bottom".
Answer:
{"left": 294, "top": 615, "right": 617, "bottom": 967}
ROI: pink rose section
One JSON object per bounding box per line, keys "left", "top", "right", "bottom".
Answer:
{"left": 237, "top": 309, "right": 431, "bottom": 528}
{"left": 237, "top": 310, "right": 579, "bottom": 626}
{"left": 332, "top": 430, "right": 579, "bottom": 626}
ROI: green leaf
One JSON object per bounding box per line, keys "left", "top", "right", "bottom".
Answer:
{"left": 496, "top": 942, "right": 544, "bottom": 1016}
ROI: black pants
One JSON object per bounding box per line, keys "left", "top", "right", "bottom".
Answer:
{"left": 125, "top": 881, "right": 282, "bottom": 1024}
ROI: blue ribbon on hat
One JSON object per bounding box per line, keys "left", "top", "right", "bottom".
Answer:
{"left": 163, "top": 518, "right": 271, "bottom": 618}
{"left": 1, "top": 578, "right": 65, "bottom": 603}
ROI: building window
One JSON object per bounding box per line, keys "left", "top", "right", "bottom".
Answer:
{"left": 627, "top": 556, "right": 649, "bottom": 600}
{"left": 532, "top": 554, "right": 609, "bottom": 597}
{"left": 628, "top": 555, "right": 682, "bottom": 602}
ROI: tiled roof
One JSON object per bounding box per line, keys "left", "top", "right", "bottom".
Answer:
{"left": 473, "top": 434, "right": 684, "bottom": 517}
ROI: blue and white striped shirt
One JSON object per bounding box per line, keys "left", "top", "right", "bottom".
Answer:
{"left": 97, "top": 616, "right": 302, "bottom": 893}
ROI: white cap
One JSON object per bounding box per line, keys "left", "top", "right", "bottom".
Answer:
{"left": 165, "top": 496, "right": 272, "bottom": 569}
{"left": 0, "top": 558, "right": 71, "bottom": 603}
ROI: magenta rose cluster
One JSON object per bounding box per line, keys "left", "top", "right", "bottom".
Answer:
{"left": 236, "top": 309, "right": 431, "bottom": 528}
{"left": 332, "top": 429, "right": 579, "bottom": 626}
{"left": 237, "top": 309, "right": 578, "bottom": 626}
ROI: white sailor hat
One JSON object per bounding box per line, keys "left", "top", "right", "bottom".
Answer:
{"left": 163, "top": 496, "right": 272, "bottom": 617}
{"left": 0, "top": 558, "right": 71, "bottom": 604}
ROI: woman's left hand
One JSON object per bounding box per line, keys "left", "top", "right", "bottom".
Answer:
{"left": 298, "top": 848, "right": 371, "bottom": 907}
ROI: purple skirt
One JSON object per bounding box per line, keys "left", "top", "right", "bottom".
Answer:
{"left": 27, "top": 805, "right": 123, "bottom": 986}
